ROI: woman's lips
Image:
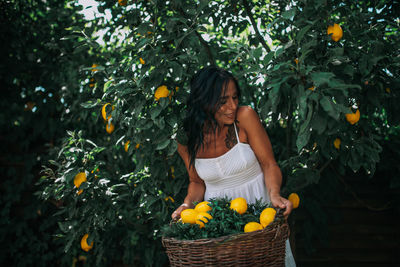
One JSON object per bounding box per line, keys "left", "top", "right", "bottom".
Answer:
{"left": 225, "top": 113, "right": 235, "bottom": 119}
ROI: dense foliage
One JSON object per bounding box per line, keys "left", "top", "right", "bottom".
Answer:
{"left": 2, "top": 0, "right": 399, "bottom": 266}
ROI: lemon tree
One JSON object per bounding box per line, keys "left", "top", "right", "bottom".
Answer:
{"left": 34, "top": 0, "right": 400, "bottom": 266}
{"left": 0, "top": 0, "right": 98, "bottom": 266}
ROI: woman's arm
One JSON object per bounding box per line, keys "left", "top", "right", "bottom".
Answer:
{"left": 171, "top": 142, "right": 206, "bottom": 219}
{"left": 237, "top": 106, "right": 293, "bottom": 216}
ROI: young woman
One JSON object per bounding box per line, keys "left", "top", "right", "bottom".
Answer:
{"left": 171, "top": 65, "right": 296, "bottom": 266}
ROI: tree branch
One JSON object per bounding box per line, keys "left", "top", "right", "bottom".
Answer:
{"left": 176, "top": 7, "right": 215, "bottom": 65}
{"left": 241, "top": 0, "right": 271, "bottom": 53}
{"left": 194, "top": 31, "right": 215, "bottom": 65}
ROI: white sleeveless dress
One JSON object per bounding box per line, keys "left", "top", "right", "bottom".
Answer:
{"left": 195, "top": 123, "right": 296, "bottom": 267}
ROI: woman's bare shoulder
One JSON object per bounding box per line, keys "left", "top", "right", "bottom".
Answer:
{"left": 237, "top": 106, "right": 259, "bottom": 123}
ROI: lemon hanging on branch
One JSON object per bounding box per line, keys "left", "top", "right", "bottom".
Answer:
{"left": 334, "top": 138, "right": 341, "bottom": 150}
{"left": 345, "top": 109, "right": 360, "bottom": 125}
{"left": 74, "top": 172, "right": 87, "bottom": 195}
{"left": 74, "top": 172, "right": 87, "bottom": 188}
{"left": 124, "top": 141, "right": 130, "bottom": 152}
{"left": 118, "top": 0, "right": 127, "bottom": 7}
{"left": 327, "top": 23, "right": 343, "bottom": 42}
{"left": 101, "top": 103, "right": 115, "bottom": 121}
{"left": 288, "top": 193, "right": 300, "bottom": 209}
{"left": 106, "top": 122, "right": 115, "bottom": 134}
{"left": 91, "top": 64, "right": 98, "bottom": 72}
{"left": 154, "top": 85, "right": 170, "bottom": 101}
{"left": 80, "top": 234, "right": 93, "bottom": 252}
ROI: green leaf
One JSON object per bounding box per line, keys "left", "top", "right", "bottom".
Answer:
{"left": 156, "top": 139, "right": 170, "bottom": 150}
{"left": 103, "top": 80, "right": 113, "bottom": 92}
{"left": 297, "top": 103, "right": 313, "bottom": 151}
{"left": 150, "top": 106, "right": 163, "bottom": 120}
{"left": 282, "top": 9, "right": 296, "bottom": 20}
{"left": 311, "top": 113, "right": 327, "bottom": 134}
{"left": 80, "top": 100, "right": 98, "bottom": 108}
{"left": 263, "top": 52, "right": 274, "bottom": 65}
{"left": 275, "top": 47, "right": 284, "bottom": 58}
{"left": 296, "top": 25, "right": 312, "bottom": 42}
{"left": 311, "top": 72, "right": 335, "bottom": 86}
{"left": 320, "top": 96, "right": 339, "bottom": 120}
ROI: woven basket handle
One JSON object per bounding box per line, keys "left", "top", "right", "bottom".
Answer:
{"left": 270, "top": 208, "right": 286, "bottom": 242}
{"left": 276, "top": 207, "right": 285, "bottom": 218}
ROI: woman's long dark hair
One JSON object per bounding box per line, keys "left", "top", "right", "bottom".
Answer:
{"left": 183, "top": 65, "right": 241, "bottom": 168}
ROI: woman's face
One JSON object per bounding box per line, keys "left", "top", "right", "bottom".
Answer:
{"left": 214, "top": 79, "right": 239, "bottom": 126}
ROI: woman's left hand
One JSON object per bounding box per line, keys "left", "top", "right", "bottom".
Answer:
{"left": 270, "top": 194, "right": 293, "bottom": 218}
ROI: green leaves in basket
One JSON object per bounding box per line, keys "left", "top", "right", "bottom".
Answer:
{"left": 161, "top": 197, "right": 274, "bottom": 240}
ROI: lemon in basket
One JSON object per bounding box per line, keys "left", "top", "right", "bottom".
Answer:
{"left": 244, "top": 222, "right": 263, "bottom": 233}
{"left": 260, "top": 208, "right": 277, "bottom": 228}
{"left": 230, "top": 197, "right": 247, "bottom": 214}
{"left": 195, "top": 212, "right": 213, "bottom": 228}
{"left": 180, "top": 209, "right": 198, "bottom": 224}
{"left": 194, "top": 201, "right": 212, "bottom": 213}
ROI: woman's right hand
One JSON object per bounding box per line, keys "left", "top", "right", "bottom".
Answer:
{"left": 171, "top": 204, "right": 189, "bottom": 220}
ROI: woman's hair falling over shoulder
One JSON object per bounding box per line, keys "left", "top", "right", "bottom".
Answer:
{"left": 183, "top": 65, "right": 241, "bottom": 168}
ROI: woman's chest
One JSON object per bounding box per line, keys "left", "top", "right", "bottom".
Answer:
{"left": 195, "top": 144, "right": 259, "bottom": 181}
{"left": 197, "top": 125, "right": 248, "bottom": 159}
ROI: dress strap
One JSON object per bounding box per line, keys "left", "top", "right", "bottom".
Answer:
{"left": 233, "top": 123, "right": 240, "bottom": 144}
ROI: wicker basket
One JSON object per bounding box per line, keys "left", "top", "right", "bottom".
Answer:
{"left": 162, "top": 219, "right": 289, "bottom": 267}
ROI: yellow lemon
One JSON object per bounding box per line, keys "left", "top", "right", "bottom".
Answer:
{"left": 334, "top": 138, "right": 341, "bottom": 150}
{"left": 139, "top": 57, "right": 145, "bottom": 64}
{"left": 180, "top": 209, "right": 198, "bottom": 224}
{"left": 135, "top": 143, "right": 141, "bottom": 149}
{"left": 294, "top": 58, "right": 299, "bottom": 65}
{"left": 80, "top": 234, "right": 93, "bottom": 252}
{"left": 91, "top": 64, "right": 98, "bottom": 72}
{"left": 106, "top": 122, "right": 115, "bottom": 134}
{"left": 230, "top": 197, "right": 247, "bottom": 215}
{"left": 74, "top": 172, "right": 87, "bottom": 188}
{"left": 288, "top": 193, "right": 300, "bottom": 209}
{"left": 345, "top": 109, "right": 360, "bottom": 125}
{"left": 308, "top": 86, "right": 315, "bottom": 91}
{"left": 327, "top": 23, "right": 343, "bottom": 42}
{"left": 101, "top": 103, "right": 115, "bottom": 121}
{"left": 124, "top": 141, "right": 130, "bottom": 152}
{"left": 244, "top": 222, "right": 263, "bottom": 233}
{"left": 118, "top": 0, "right": 127, "bottom": 6}
{"left": 194, "top": 201, "right": 212, "bottom": 213}
{"left": 386, "top": 88, "right": 391, "bottom": 93}
{"left": 154, "top": 85, "right": 170, "bottom": 101}
{"left": 165, "top": 196, "right": 175, "bottom": 202}
{"left": 260, "top": 208, "right": 276, "bottom": 228}
{"left": 195, "top": 212, "right": 213, "bottom": 228}
{"left": 89, "top": 78, "right": 95, "bottom": 88}
{"left": 77, "top": 189, "right": 83, "bottom": 195}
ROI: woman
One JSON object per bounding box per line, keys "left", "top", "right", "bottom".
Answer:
{"left": 171, "top": 65, "right": 296, "bottom": 266}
